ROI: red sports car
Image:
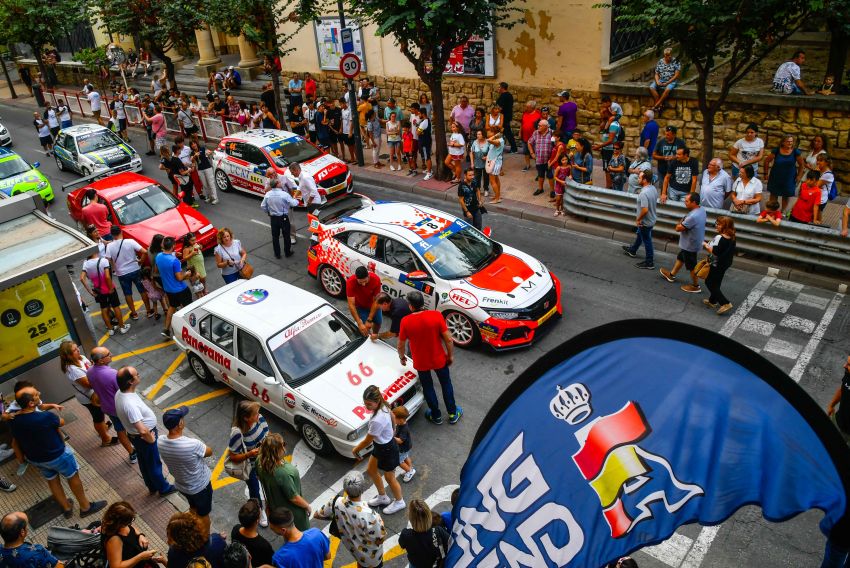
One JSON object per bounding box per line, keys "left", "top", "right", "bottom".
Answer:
{"left": 67, "top": 172, "right": 218, "bottom": 254}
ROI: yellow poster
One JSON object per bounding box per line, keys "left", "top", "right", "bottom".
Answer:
{"left": 0, "top": 274, "right": 72, "bottom": 377}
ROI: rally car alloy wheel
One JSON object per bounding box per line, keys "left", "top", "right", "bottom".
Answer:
{"left": 444, "top": 310, "right": 480, "bottom": 348}
{"left": 55, "top": 153, "right": 66, "bottom": 171}
{"left": 188, "top": 353, "right": 215, "bottom": 385}
{"left": 215, "top": 169, "right": 233, "bottom": 193}
{"left": 318, "top": 265, "right": 345, "bottom": 299}
{"left": 299, "top": 420, "right": 333, "bottom": 456}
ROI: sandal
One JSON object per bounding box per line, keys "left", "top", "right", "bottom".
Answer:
{"left": 490, "top": 199, "right": 502, "bottom": 204}
{"left": 100, "top": 436, "right": 119, "bottom": 447}
{"left": 146, "top": 311, "right": 154, "bottom": 319}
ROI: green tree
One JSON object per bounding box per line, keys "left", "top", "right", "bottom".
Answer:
{"left": 73, "top": 46, "right": 110, "bottom": 91}
{"left": 822, "top": 0, "right": 850, "bottom": 89}
{"left": 0, "top": 0, "right": 88, "bottom": 84}
{"left": 296, "top": 0, "right": 523, "bottom": 179}
{"left": 96, "top": 0, "right": 206, "bottom": 89}
{"left": 606, "top": 0, "right": 815, "bottom": 166}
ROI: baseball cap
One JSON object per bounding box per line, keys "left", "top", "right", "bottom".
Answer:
{"left": 228, "top": 65, "right": 234, "bottom": 70}
{"left": 540, "top": 106, "right": 550, "bottom": 112}
{"left": 665, "top": 125, "right": 678, "bottom": 133}
{"left": 556, "top": 90, "right": 571, "bottom": 98}
{"left": 163, "top": 406, "right": 189, "bottom": 430}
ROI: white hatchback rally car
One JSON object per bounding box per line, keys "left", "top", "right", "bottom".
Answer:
{"left": 171, "top": 275, "right": 423, "bottom": 456}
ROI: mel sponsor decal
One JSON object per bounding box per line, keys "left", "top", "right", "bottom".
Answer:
{"left": 449, "top": 288, "right": 478, "bottom": 309}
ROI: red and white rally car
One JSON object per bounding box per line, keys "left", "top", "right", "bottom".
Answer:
{"left": 307, "top": 197, "right": 563, "bottom": 350}
{"left": 212, "top": 129, "right": 352, "bottom": 206}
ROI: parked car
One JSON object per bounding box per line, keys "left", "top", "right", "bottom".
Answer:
{"left": 54, "top": 124, "right": 142, "bottom": 176}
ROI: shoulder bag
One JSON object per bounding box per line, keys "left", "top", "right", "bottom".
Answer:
{"left": 224, "top": 426, "right": 252, "bottom": 481}
{"left": 328, "top": 492, "right": 343, "bottom": 538}
{"left": 222, "top": 245, "right": 253, "bottom": 279}
{"left": 694, "top": 257, "right": 711, "bottom": 280}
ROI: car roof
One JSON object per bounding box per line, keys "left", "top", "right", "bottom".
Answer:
{"left": 199, "top": 275, "right": 328, "bottom": 339}
{"left": 63, "top": 124, "right": 109, "bottom": 137}
{"left": 345, "top": 202, "right": 462, "bottom": 244}
{"left": 84, "top": 172, "right": 161, "bottom": 201}
{"left": 224, "top": 129, "right": 300, "bottom": 148}
{"left": 0, "top": 148, "right": 23, "bottom": 161}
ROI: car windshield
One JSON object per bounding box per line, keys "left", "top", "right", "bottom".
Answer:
{"left": 265, "top": 139, "right": 322, "bottom": 167}
{"left": 416, "top": 224, "right": 501, "bottom": 279}
{"left": 0, "top": 157, "right": 31, "bottom": 180}
{"left": 111, "top": 184, "right": 179, "bottom": 225}
{"left": 76, "top": 131, "right": 123, "bottom": 153}
{"left": 268, "top": 306, "right": 363, "bottom": 387}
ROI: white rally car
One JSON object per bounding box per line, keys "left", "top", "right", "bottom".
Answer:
{"left": 212, "top": 129, "right": 353, "bottom": 206}
{"left": 171, "top": 275, "right": 424, "bottom": 456}
{"left": 53, "top": 124, "right": 143, "bottom": 176}
{"left": 307, "top": 197, "right": 563, "bottom": 350}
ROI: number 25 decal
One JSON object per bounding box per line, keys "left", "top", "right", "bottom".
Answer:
{"left": 251, "top": 382, "right": 270, "bottom": 403}
{"left": 347, "top": 362, "right": 373, "bottom": 386}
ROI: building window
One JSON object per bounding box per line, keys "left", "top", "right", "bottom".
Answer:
{"left": 609, "top": 0, "right": 653, "bottom": 63}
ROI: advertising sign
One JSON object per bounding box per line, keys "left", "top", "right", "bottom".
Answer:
{"left": 314, "top": 17, "right": 367, "bottom": 72}
{"left": 443, "top": 35, "right": 495, "bottom": 77}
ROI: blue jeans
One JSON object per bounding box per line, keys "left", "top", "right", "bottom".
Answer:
{"left": 222, "top": 272, "right": 240, "bottom": 284}
{"left": 30, "top": 446, "right": 79, "bottom": 481}
{"left": 129, "top": 428, "right": 172, "bottom": 494}
{"left": 246, "top": 463, "right": 261, "bottom": 502}
{"left": 629, "top": 225, "right": 654, "bottom": 264}
{"left": 418, "top": 365, "right": 456, "bottom": 419}
{"left": 667, "top": 188, "right": 687, "bottom": 202}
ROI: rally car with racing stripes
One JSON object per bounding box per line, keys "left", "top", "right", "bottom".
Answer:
{"left": 307, "top": 197, "right": 563, "bottom": 349}
{"left": 53, "top": 124, "right": 143, "bottom": 176}
{"left": 212, "top": 129, "right": 352, "bottom": 206}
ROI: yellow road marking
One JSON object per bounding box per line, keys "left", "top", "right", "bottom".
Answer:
{"left": 211, "top": 449, "right": 293, "bottom": 492}
{"left": 163, "top": 388, "right": 230, "bottom": 410}
{"left": 112, "top": 340, "right": 174, "bottom": 362}
{"left": 339, "top": 544, "right": 405, "bottom": 568}
{"left": 146, "top": 352, "right": 186, "bottom": 400}
{"left": 324, "top": 536, "right": 341, "bottom": 568}
{"left": 97, "top": 331, "right": 110, "bottom": 346}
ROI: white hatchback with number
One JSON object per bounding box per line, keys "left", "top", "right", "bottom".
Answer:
{"left": 171, "top": 275, "right": 424, "bottom": 457}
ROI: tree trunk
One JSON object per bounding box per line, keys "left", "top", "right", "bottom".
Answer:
{"left": 426, "top": 76, "right": 450, "bottom": 180}
{"left": 149, "top": 44, "right": 177, "bottom": 90}
{"left": 700, "top": 108, "right": 716, "bottom": 170}
{"left": 827, "top": 21, "right": 849, "bottom": 90}
{"left": 31, "top": 44, "right": 48, "bottom": 87}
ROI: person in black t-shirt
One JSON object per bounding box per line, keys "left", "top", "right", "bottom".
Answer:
{"left": 457, "top": 168, "right": 483, "bottom": 229}
{"left": 159, "top": 146, "right": 193, "bottom": 206}
{"left": 828, "top": 355, "right": 850, "bottom": 445}
{"left": 230, "top": 500, "right": 274, "bottom": 567}
{"left": 653, "top": 125, "right": 685, "bottom": 180}
{"left": 372, "top": 293, "right": 412, "bottom": 340}
{"left": 661, "top": 147, "right": 699, "bottom": 203}
{"left": 495, "top": 82, "right": 517, "bottom": 152}
{"left": 326, "top": 102, "right": 342, "bottom": 157}
{"left": 399, "top": 499, "right": 449, "bottom": 568}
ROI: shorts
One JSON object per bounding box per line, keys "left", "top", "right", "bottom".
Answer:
{"left": 147, "top": 127, "right": 155, "bottom": 141}
{"left": 30, "top": 446, "right": 79, "bottom": 481}
{"left": 399, "top": 450, "right": 411, "bottom": 463}
{"left": 109, "top": 414, "right": 126, "bottom": 433}
{"left": 356, "top": 306, "right": 383, "bottom": 327}
{"left": 387, "top": 140, "right": 401, "bottom": 148}
{"left": 419, "top": 140, "right": 432, "bottom": 160}
{"left": 372, "top": 440, "right": 400, "bottom": 473}
{"left": 184, "top": 482, "right": 214, "bottom": 516}
{"left": 677, "top": 250, "right": 698, "bottom": 271}
{"left": 155, "top": 137, "right": 168, "bottom": 152}
{"left": 118, "top": 118, "right": 127, "bottom": 131}
{"left": 650, "top": 80, "right": 678, "bottom": 92}
{"left": 489, "top": 160, "right": 503, "bottom": 176}
{"left": 339, "top": 133, "right": 352, "bottom": 146}
{"left": 91, "top": 108, "right": 102, "bottom": 119}
{"left": 819, "top": 203, "right": 827, "bottom": 212}
{"left": 183, "top": 124, "right": 198, "bottom": 136}
{"left": 601, "top": 148, "right": 614, "bottom": 171}
{"left": 96, "top": 289, "right": 121, "bottom": 310}
{"left": 39, "top": 135, "right": 53, "bottom": 147}
{"left": 536, "top": 163, "right": 554, "bottom": 179}
{"left": 450, "top": 154, "right": 463, "bottom": 161}
{"left": 166, "top": 287, "right": 193, "bottom": 309}
{"left": 50, "top": 126, "right": 60, "bottom": 138}
{"left": 83, "top": 402, "right": 106, "bottom": 424}
{"left": 118, "top": 270, "right": 145, "bottom": 296}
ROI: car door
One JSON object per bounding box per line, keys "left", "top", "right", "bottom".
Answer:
{"left": 198, "top": 313, "right": 239, "bottom": 387}
{"left": 235, "top": 328, "right": 291, "bottom": 419}
{"left": 222, "top": 141, "right": 253, "bottom": 192}
{"left": 54, "top": 134, "right": 78, "bottom": 172}
{"left": 381, "top": 237, "right": 438, "bottom": 309}
{"left": 242, "top": 145, "right": 271, "bottom": 195}
{"left": 337, "top": 230, "right": 385, "bottom": 279}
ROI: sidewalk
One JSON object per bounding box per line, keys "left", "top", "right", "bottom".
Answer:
{"left": 0, "top": 399, "right": 180, "bottom": 551}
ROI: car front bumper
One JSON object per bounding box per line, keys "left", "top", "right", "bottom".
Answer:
{"left": 478, "top": 273, "right": 564, "bottom": 350}
{"left": 329, "top": 388, "right": 425, "bottom": 457}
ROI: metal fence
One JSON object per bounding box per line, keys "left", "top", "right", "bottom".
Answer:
{"left": 565, "top": 180, "right": 850, "bottom": 273}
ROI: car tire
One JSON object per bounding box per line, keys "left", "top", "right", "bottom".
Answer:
{"left": 55, "top": 153, "right": 66, "bottom": 171}
{"left": 443, "top": 310, "right": 480, "bottom": 348}
{"left": 318, "top": 265, "right": 345, "bottom": 299}
{"left": 299, "top": 420, "right": 333, "bottom": 456}
{"left": 81, "top": 167, "right": 91, "bottom": 177}
{"left": 215, "top": 169, "right": 233, "bottom": 193}
{"left": 188, "top": 353, "right": 215, "bottom": 385}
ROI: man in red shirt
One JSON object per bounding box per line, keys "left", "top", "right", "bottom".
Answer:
{"left": 346, "top": 266, "right": 382, "bottom": 336}
{"left": 397, "top": 291, "right": 461, "bottom": 425}
{"left": 80, "top": 189, "right": 112, "bottom": 239}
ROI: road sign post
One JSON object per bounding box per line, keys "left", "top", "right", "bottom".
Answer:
{"left": 338, "top": 48, "right": 364, "bottom": 166}
{"left": 341, "top": 28, "right": 354, "bottom": 55}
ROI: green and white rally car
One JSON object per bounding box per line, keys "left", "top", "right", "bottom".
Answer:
{"left": 0, "top": 148, "right": 53, "bottom": 202}
{"left": 53, "top": 124, "right": 142, "bottom": 176}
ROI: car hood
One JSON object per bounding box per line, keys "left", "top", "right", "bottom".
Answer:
{"left": 0, "top": 170, "right": 46, "bottom": 195}
{"left": 84, "top": 144, "right": 137, "bottom": 166}
{"left": 281, "top": 153, "right": 348, "bottom": 186}
{"left": 459, "top": 247, "right": 553, "bottom": 308}
{"left": 122, "top": 206, "right": 212, "bottom": 247}
{"left": 296, "top": 339, "right": 415, "bottom": 429}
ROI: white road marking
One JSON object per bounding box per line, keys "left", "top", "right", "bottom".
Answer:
{"left": 796, "top": 293, "right": 830, "bottom": 310}
{"left": 719, "top": 276, "right": 775, "bottom": 336}
{"left": 739, "top": 317, "right": 775, "bottom": 336}
{"left": 756, "top": 295, "right": 792, "bottom": 313}
{"left": 762, "top": 337, "right": 804, "bottom": 359}
{"left": 250, "top": 218, "right": 306, "bottom": 238}
{"left": 681, "top": 526, "right": 721, "bottom": 568}
{"left": 772, "top": 280, "right": 804, "bottom": 293}
{"left": 779, "top": 314, "right": 816, "bottom": 334}
{"left": 790, "top": 293, "right": 844, "bottom": 382}
{"left": 644, "top": 532, "right": 696, "bottom": 566}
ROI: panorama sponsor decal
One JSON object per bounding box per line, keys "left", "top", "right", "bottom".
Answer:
{"left": 449, "top": 288, "right": 478, "bottom": 309}
{"left": 237, "top": 289, "right": 269, "bottom": 305}
{"left": 352, "top": 370, "right": 417, "bottom": 419}
{"left": 284, "top": 393, "right": 296, "bottom": 409}
{"left": 182, "top": 327, "right": 231, "bottom": 370}
{"left": 301, "top": 402, "right": 339, "bottom": 428}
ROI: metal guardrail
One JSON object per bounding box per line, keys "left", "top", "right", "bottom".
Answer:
{"left": 565, "top": 179, "right": 850, "bottom": 273}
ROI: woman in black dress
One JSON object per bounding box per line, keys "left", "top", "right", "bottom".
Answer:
{"left": 102, "top": 502, "right": 164, "bottom": 568}
{"left": 703, "top": 216, "right": 737, "bottom": 315}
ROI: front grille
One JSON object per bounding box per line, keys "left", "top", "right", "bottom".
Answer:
{"left": 106, "top": 154, "right": 131, "bottom": 167}
{"left": 392, "top": 383, "right": 419, "bottom": 408}
{"left": 318, "top": 172, "right": 347, "bottom": 190}
{"left": 502, "top": 326, "right": 531, "bottom": 342}
{"left": 516, "top": 285, "right": 558, "bottom": 321}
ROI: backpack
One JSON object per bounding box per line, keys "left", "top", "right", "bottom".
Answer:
{"left": 827, "top": 171, "right": 839, "bottom": 201}
{"left": 613, "top": 120, "right": 625, "bottom": 143}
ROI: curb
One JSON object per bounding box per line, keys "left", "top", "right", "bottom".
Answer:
{"left": 353, "top": 169, "right": 850, "bottom": 292}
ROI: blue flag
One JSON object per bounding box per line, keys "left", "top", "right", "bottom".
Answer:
{"left": 448, "top": 320, "right": 850, "bottom": 567}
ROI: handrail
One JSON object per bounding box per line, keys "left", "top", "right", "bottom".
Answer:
{"left": 564, "top": 179, "right": 850, "bottom": 273}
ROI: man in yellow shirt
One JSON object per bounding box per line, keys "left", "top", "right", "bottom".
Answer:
{"left": 358, "top": 95, "right": 373, "bottom": 149}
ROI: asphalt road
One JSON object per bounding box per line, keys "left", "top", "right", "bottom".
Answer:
{"left": 3, "top": 102, "right": 848, "bottom": 568}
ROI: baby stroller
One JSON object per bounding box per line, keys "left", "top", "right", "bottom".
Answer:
{"left": 47, "top": 523, "right": 104, "bottom": 568}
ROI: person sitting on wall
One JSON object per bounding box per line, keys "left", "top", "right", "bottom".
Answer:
{"left": 649, "top": 48, "right": 681, "bottom": 112}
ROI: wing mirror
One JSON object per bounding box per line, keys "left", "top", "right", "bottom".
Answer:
{"left": 264, "top": 376, "right": 278, "bottom": 386}
{"left": 33, "top": 161, "right": 40, "bottom": 168}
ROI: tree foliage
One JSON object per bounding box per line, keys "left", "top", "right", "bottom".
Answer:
{"left": 818, "top": 0, "right": 850, "bottom": 87}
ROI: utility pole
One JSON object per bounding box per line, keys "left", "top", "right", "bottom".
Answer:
{"left": 337, "top": 0, "right": 364, "bottom": 167}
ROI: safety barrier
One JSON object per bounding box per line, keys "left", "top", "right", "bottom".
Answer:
{"left": 564, "top": 179, "right": 850, "bottom": 273}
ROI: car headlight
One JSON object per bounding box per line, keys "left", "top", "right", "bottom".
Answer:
{"left": 93, "top": 162, "right": 109, "bottom": 171}
{"left": 0, "top": 127, "right": 7, "bottom": 135}
{"left": 347, "top": 423, "right": 369, "bottom": 441}
{"left": 484, "top": 310, "right": 520, "bottom": 320}
{"left": 37, "top": 181, "right": 48, "bottom": 190}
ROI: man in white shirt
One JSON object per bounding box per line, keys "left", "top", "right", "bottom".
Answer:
{"left": 338, "top": 98, "right": 356, "bottom": 163}
{"left": 699, "top": 158, "right": 733, "bottom": 210}
{"left": 289, "top": 162, "right": 322, "bottom": 209}
{"left": 86, "top": 86, "right": 104, "bottom": 126}
{"left": 158, "top": 406, "right": 213, "bottom": 534}
{"left": 105, "top": 225, "right": 150, "bottom": 320}
{"left": 112, "top": 93, "right": 128, "bottom": 141}
{"left": 772, "top": 50, "right": 810, "bottom": 95}
{"left": 115, "top": 366, "right": 176, "bottom": 496}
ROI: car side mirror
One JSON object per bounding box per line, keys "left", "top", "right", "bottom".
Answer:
{"left": 407, "top": 270, "right": 429, "bottom": 280}
{"left": 263, "top": 376, "right": 278, "bottom": 386}
{"left": 483, "top": 226, "right": 492, "bottom": 237}
{"left": 33, "top": 161, "right": 40, "bottom": 168}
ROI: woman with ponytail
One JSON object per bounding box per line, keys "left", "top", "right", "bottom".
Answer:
{"left": 399, "top": 499, "right": 449, "bottom": 567}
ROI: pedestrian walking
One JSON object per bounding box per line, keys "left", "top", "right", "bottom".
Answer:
{"left": 166, "top": 512, "right": 226, "bottom": 568}
{"left": 115, "top": 366, "right": 176, "bottom": 497}
{"left": 158, "top": 406, "right": 214, "bottom": 534}
{"left": 59, "top": 340, "right": 116, "bottom": 447}
{"left": 228, "top": 401, "right": 270, "bottom": 528}
{"left": 347, "top": 266, "right": 383, "bottom": 337}
{"left": 1, "top": 512, "right": 59, "bottom": 567}
{"left": 398, "top": 500, "right": 449, "bottom": 568}
{"left": 260, "top": 172, "right": 299, "bottom": 260}
{"left": 457, "top": 168, "right": 483, "bottom": 230}
{"left": 80, "top": 251, "right": 131, "bottom": 335}
{"left": 702, "top": 216, "right": 736, "bottom": 314}
{"left": 33, "top": 112, "right": 53, "bottom": 155}
{"left": 101, "top": 501, "right": 165, "bottom": 568}
{"left": 256, "top": 434, "right": 311, "bottom": 531}
{"left": 393, "top": 406, "right": 416, "bottom": 482}
{"left": 106, "top": 225, "right": 152, "bottom": 321}
{"left": 351, "top": 386, "right": 406, "bottom": 515}
{"left": 313, "top": 470, "right": 386, "bottom": 568}
{"left": 660, "top": 192, "right": 707, "bottom": 293}
{"left": 214, "top": 228, "right": 249, "bottom": 285}
{"left": 268, "top": 509, "right": 330, "bottom": 568}
{"left": 156, "top": 237, "right": 192, "bottom": 337}
{"left": 397, "top": 291, "right": 461, "bottom": 424}
{"left": 623, "top": 170, "right": 658, "bottom": 269}
{"left": 827, "top": 356, "right": 850, "bottom": 445}
{"left": 87, "top": 347, "right": 137, "bottom": 463}
{"left": 231, "top": 500, "right": 275, "bottom": 567}
{"left": 9, "top": 386, "right": 107, "bottom": 518}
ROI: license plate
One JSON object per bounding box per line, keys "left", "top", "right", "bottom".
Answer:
{"left": 537, "top": 305, "right": 557, "bottom": 326}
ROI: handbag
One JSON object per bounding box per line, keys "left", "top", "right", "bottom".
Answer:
{"left": 694, "top": 257, "right": 711, "bottom": 280}
{"left": 224, "top": 427, "right": 252, "bottom": 481}
{"left": 239, "top": 261, "right": 254, "bottom": 279}
{"left": 485, "top": 158, "right": 495, "bottom": 175}
{"left": 328, "top": 492, "right": 343, "bottom": 538}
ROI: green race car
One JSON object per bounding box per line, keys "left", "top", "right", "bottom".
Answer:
{"left": 0, "top": 147, "right": 54, "bottom": 203}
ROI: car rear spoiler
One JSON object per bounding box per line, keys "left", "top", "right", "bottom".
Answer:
{"left": 60, "top": 164, "right": 136, "bottom": 193}
{"left": 307, "top": 193, "right": 373, "bottom": 235}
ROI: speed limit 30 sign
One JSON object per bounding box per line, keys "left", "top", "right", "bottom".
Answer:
{"left": 339, "top": 53, "right": 362, "bottom": 79}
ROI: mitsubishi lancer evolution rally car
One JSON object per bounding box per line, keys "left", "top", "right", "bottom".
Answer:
{"left": 307, "top": 198, "right": 563, "bottom": 349}
{"left": 171, "top": 275, "right": 424, "bottom": 456}
{"left": 53, "top": 124, "right": 143, "bottom": 176}
{"left": 212, "top": 129, "right": 352, "bottom": 206}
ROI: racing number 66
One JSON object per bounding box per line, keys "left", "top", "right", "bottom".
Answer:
{"left": 251, "top": 382, "right": 270, "bottom": 403}
{"left": 347, "top": 363, "right": 373, "bottom": 386}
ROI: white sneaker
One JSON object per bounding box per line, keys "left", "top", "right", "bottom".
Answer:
{"left": 383, "top": 499, "right": 406, "bottom": 515}
{"left": 402, "top": 468, "right": 416, "bottom": 483}
{"left": 210, "top": 198, "right": 219, "bottom": 205}
{"left": 0, "top": 448, "right": 14, "bottom": 462}
{"left": 119, "top": 323, "right": 131, "bottom": 335}
{"left": 368, "top": 494, "right": 392, "bottom": 508}
{"left": 423, "top": 172, "right": 433, "bottom": 180}
{"left": 108, "top": 327, "right": 116, "bottom": 336}
{"left": 259, "top": 508, "right": 269, "bottom": 528}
